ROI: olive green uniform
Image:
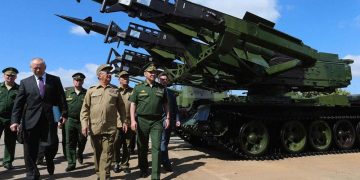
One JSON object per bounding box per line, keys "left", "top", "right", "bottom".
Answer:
{"left": 0, "top": 82, "right": 19, "bottom": 167}
{"left": 129, "top": 81, "right": 167, "bottom": 180}
{"left": 65, "top": 87, "right": 87, "bottom": 168}
{"left": 80, "top": 84, "right": 126, "bottom": 180}
{"left": 114, "top": 86, "right": 133, "bottom": 169}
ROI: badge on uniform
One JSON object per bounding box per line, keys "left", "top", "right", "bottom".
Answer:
{"left": 139, "top": 90, "right": 148, "bottom": 96}
{"left": 66, "top": 97, "right": 73, "bottom": 101}
{"left": 91, "top": 93, "right": 101, "bottom": 97}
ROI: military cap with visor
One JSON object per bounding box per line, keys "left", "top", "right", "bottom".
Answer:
{"left": 96, "top": 64, "right": 113, "bottom": 75}
{"left": 72, "top": 72, "right": 86, "bottom": 80}
{"left": 142, "top": 63, "right": 157, "bottom": 72}
{"left": 115, "top": 70, "right": 129, "bottom": 78}
{"left": 2, "top": 67, "right": 19, "bottom": 76}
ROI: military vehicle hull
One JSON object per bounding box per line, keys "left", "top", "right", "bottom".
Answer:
{"left": 178, "top": 96, "right": 360, "bottom": 159}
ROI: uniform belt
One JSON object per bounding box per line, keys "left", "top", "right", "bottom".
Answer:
{"left": 138, "top": 114, "right": 162, "bottom": 120}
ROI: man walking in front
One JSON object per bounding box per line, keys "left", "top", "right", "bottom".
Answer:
{"left": 129, "top": 63, "right": 170, "bottom": 180}
{"left": 0, "top": 67, "right": 19, "bottom": 170}
{"left": 65, "top": 72, "right": 87, "bottom": 172}
{"left": 80, "top": 64, "right": 126, "bottom": 180}
{"left": 10, "top": 58, "right": 68, "bottom": 179}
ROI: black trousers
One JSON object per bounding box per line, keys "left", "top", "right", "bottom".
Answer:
{"left": 23, "top": 116, "right": 58, "bottom": 180}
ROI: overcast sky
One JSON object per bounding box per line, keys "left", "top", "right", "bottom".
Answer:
{"left": 0, "top": 0, "right": 359, "bottom": 93}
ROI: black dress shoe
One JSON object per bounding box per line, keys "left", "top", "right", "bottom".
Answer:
{"left": 163, "top": 164, "right": 173, "bottom": 172}
{"left": 113, "top": 164, "right": 121, "bottom": 173}
{"left": 4, "top": 163, "right": 14, "bottom": 170}
{"left": 65, "top": 166, "right": 76, "bottom": 172}
{"left": 77, "top": 155, "right": 83, "bottom": 164}
{"left": 123, "top": 167, "right": 131, "bottom": 174}
{"left": 139, "top": 170, "right": 150, "bottom": 178}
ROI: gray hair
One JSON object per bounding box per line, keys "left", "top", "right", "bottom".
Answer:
{"left": 30, "top": 57, "right": 46, "bottom": 68}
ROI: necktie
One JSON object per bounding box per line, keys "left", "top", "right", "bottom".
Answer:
{"left": 39, "top": 77, "right": 45, "bottom": 98}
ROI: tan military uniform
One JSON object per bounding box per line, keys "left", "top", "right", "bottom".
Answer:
{"left": 81, "top": 84, "right": 126, "bottom": 135}
{"left": 116, "top": 86, "right": 133, "bottom": 127}
{"left": 114, "top": 86, "right": 134, "bottom": 169}
{"left": 80, "top": 83, "right": 126, "bottom": 180}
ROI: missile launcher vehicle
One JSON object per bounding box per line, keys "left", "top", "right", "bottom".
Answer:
{"left": 59, "top": 0, "right": 360, "bottom": 159}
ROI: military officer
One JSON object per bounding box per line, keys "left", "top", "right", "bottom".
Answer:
{"left": 113, "top": 71, "right": 133, "bottom": 174}
{"left": 65, "top": 72, "right": 88, "bottom": 172}
{"left": 129, "top": 63, "right": 170, "bottom": 180}
{"left": 80, "top": 64, "right": 126, "bottom": 180}
{"left": 0, "top": 67, "right": 19, "bottom": 170}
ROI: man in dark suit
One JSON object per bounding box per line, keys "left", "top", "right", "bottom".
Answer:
{"left": 10, "top": 57, "right": 68, "bottom": 180}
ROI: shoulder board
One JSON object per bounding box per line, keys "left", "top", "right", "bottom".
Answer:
{"left": 89, "top": 86, "right": 96, "bottom": 89}
{"left": 65, "top": 87, "right": 73, "bottom": 91}
{"left": 135, "top": 82, "right": 144, "bottom": 86}
{"left": 109, "top": 84, "right": 118, "bottom": 88}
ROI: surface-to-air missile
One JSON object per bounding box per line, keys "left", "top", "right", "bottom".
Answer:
{"left": 59, "top": 0, "right": 360, "bottom": 159}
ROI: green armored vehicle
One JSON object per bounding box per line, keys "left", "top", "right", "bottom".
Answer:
{"left": 59, "top": 0, "right": 360, "bottom": 159}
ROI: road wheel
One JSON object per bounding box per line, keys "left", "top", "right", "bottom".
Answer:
{"left": 308, "top": 120, "right": 332, "bottom": 151}
{"left": 239, "top": 121, "right": 269, "bottom": 156}
{"left": 280, "top": 121, "right": 307, "bottom": 153}
{"left": 333, "top": 120, "right": 355, "bottom": 149}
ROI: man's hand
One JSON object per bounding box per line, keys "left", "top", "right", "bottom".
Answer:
{"left": 82, "top": 126, "right": 89, "bottom": 137}
{"left": 10, "top": 123, "right": 20, "bottom": 132}
{"left": 61, "top": 117, "right": 67, "bottom": 125}
{"left": 122, "top": 123, "right": 128, "bottom": 133}
{"left": 164, "top": 118, "right": 170, "bottom": 129}
{"left": 131, "top": 121, "right": 137, "bottom": 131}
{"left": 176, "top": 120, "right": 181, "bottom": 127}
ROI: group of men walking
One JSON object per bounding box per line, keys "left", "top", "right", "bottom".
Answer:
{"left": 0, "top": 58, "right": 180, "bottom": 180}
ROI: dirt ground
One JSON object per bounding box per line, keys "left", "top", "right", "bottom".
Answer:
{"left": 1, "top": 134, "right": 360, "bottom": 180}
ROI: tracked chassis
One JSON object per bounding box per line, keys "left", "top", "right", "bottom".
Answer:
{"left": 178, "top": 100, "right": 360, "bottom": 160}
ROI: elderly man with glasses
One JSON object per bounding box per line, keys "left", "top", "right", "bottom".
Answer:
{"left": 80, "top": 64, "right": 126, "bottom": 180}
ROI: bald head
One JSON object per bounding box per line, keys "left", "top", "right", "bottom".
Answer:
{"left": 30, "top": 57, "right": 46, "bottom": 77}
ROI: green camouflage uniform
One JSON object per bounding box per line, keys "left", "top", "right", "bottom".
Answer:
{"left": 0, "top": 82, "right": 19, "bottom": 167}
{"left": 65, "top": 87, "right": 87, "bottom": 168}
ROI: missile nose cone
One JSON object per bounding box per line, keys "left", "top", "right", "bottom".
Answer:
{"left": 56, "top": 14, "right": 93, "bottom": 34}
{"left": 56, "top": 14, "right": 92, "bottom": 24}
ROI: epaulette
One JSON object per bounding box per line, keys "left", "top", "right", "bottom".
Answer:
{"left": 89, "top": 86, "right": 96, "bottom": 89}
{"left": 135, "top": 82, "right": 144, "bottom": 86}
{"left": 109, "top": 83, "right": 118, "bottom": 88}
{"left": 65, "top": 87, "right": 73, "bottom": 91}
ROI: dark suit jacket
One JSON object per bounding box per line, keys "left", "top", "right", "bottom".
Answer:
{"left": 11, "top": 74, "right": 68, "bottom": 144}
{"left": 165, "top": 89, "right": 179, "bottom": 128}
